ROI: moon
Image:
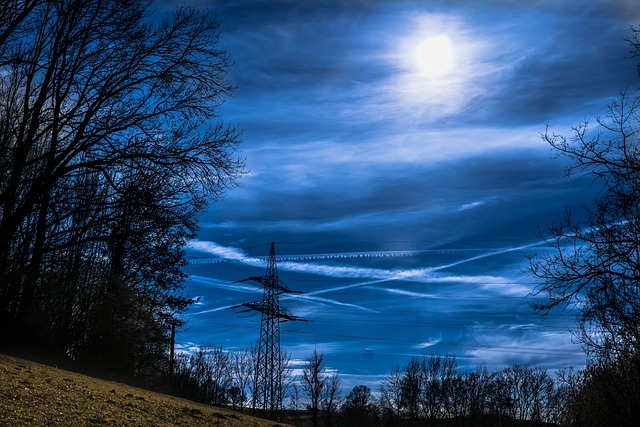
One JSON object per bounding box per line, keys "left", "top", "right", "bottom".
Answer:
{"left": 414, "top": 35, "right": 455, "bottom": 78}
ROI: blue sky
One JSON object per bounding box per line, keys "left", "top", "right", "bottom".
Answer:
{"left": 172, "top": 0, "right": 640, "bottom": 389}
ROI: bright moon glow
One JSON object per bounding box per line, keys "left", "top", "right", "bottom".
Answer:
{"left": 414, "top": 35, "right": 454, "bottom": 78}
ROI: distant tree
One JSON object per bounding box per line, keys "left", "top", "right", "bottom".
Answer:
{"left": 377, "top": 354, "right": 577, "bottom": 426}
{"left": 321, "top": 371, "right": 342, "bottom": 427}
{"left": 206, "top": 345, "right": 231, "bottom": 405}
{"left": 341, "top": 385, "right": 379, "bottom": 427}
{"left": 230, "top": 347, "right": 254, "bottom": 411}
{"left": 379, "top": 365, "right": 404, "bottom": 423}
{"left": 171, "top": 345, "right": 232, "bottom": 405}
{"left": 277, "top": 349, "right": 294, "bottom": 417}
{"left": 301, "top": 349, "right": 327, "bottom": 427}
{"left": 491, "top": 365, "right": 555, "bottom": 425}
{"left": 420, "top": 353, "right": 458, "bottom": 422}
{"left": 173, "top": 347, "right": 213, "bottom": 402}
{"left": 287, "top": 382, "right": 304, "bottom": 425}
{"left": 399, "top": 357, "right": 422, "bottom": 420}
{"left": 560, "top": 354, "right": 640, "bottom": 427}
{"left": 464, "top": 366, "right": 492, "bottom": 421}
{"left": 555, "top": 366, "right": 588, "bottom": 425}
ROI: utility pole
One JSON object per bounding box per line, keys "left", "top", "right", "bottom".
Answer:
{"left": 235, "top": 242, "right": 304, "bottom": 419}
{"left": 168, "top": 317, "right": 184, "bottom": 381}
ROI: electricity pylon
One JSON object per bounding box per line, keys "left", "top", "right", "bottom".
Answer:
{"left": 235, "top": 242, "right": 303, "bottom": 418}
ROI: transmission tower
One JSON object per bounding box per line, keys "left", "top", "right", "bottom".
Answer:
{"left": 235, "top": 242, "right": 304, "bottom": 418}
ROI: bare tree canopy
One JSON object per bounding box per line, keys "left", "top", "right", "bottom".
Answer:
{"left": 0, "top": 0, "right": 242, "bottom": 377}
{"left": 528, "top": 91, "right": 640, "bottom": 361}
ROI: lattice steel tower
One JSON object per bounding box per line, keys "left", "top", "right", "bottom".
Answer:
{"left": 236, "top": 242, "right": 303, "bottom": 418}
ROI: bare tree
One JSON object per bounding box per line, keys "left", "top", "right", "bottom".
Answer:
{"left": 301, "top": 349, "right": 327, "bottom": 427}
{"left": 420, "top": 353, "right": 458, "bottom": 421}
{"left": 554, "top": 366, "right": 587, "bottom": 425}
{"left": 342, "top": 385, "right": 379, "bottom": 426}
{"left": 0, "top": 0, "right": 242, "bottom": 376}
{"left": 399, "top": 356, "right": 422, "bottom": 420}
{"left": 379, "top": 365, "right": 403, "bottom": 421}
{"left": 527, "top": 35, "right": 640, "bottom": 422}
{"left": 0, "top": 0, "right": 42, "bottom": 59}
{"left": 528, "top": 92, "right": 640, "bottom": 362}
{"left": 206, "top": 345, "right": 231, "bottom": 405}
{"left": 276, "top": 349, "right": 294, "bottom": 418}
{"left": 464, "top": 366, "right": 492, "bottom": 421}
{"left": 230, "top": 347, "right": 254, "bottom": 411}
{"left": 320, "top": 371, "right": 342, "bottom": 427}
{"left": 492, "top": 365, "right": 555, "bottom": 425}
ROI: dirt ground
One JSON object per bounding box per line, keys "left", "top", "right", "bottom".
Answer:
{"left": 0, "top": 353, "right": 291, "bottom": 427}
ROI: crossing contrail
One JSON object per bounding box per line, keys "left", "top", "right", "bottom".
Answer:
{"left": 185, "top": 238, "right": 550, "bottom": 302}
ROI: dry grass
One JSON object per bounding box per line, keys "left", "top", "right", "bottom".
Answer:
{"left": 0, "top": 353, "right": 292, "bottom": 427}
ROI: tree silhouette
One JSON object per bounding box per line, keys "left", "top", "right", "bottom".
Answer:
{"left": 0, "top": 0, "right": 242, "bottom": 377}
{"left": 342, "top": 385, "right": 379, "bottom": 426}
{"left": 528, "top": 29, "right": 640, "bottom": 425}
{"left": 301, "top": 349, "right": 328, "bottom": 427}
{"left": 528, "top": 92, "right": 640, "bottom": 361}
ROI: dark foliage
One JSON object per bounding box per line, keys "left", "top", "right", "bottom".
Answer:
{"left": 559, "top": 353, "right": 640, "bottom": 427}
{"left": 0, "top": 0, "right": 242, "bottom": 380}
{"left": 527, "top": 25, "right": 640, "bottom": 426}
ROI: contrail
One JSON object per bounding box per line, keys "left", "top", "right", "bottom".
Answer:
{"left": 374, "top": 287, "right": 437, "bottom": 299}
{"left": 187, "top": 247, "right": 533, "bottom": 265}
{"left": 188, "top": 270, "right": 376, "bottom": 313}
{"left": 187, "top": 239, "right": 548, "bottom": 278}
{"left": 270, "top": 250, "right": 426, "bottom": 261}
{"left": 188, "top": 275, "right": 261, "bottom": 294}
{"left": 284, "top": 293, "right": 377, "bottom": 312}
{"left": 191, "top": 304, "right": 237, "bottom": 315}
{"left": 429, "top": 239, "right": 549, "bottom": 271}
{"left": 185, "top": 239, "right": 550, "bottom": 301}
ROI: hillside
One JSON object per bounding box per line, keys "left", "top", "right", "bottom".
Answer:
{"left": 0, "top": 353, "right": 291, "bottom": 427}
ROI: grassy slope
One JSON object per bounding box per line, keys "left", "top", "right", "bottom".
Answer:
{"left": 0, "top": 353, "right": 291, "bottom": 427}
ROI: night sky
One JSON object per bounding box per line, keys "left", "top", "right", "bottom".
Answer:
{"left": 172, "top": 0, "right": 640, "bottom": 390}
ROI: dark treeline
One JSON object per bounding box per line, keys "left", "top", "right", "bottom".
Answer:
{"left": 171, "top": 346, "right": 639, "bottom": 427}
{"left": 0, "top": 0, "right": 242, "bottom": 379}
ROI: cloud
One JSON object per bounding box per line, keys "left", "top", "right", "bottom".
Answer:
{"left": 459, "top": 200, "right": 487, "bottom": 211}
{"left": 187, "top": 239, "right": 545, "bottom": 303}
{"left": 172, "top": 0, "right": 635, "bottom": 384}
{"left": 188, "top": 239, "right": 529, "bottom": 290}
{"left": 480, "top": 281, "right": 531, "bottom": 297}
{"left": 187, "top": 275, "right": 262, "bottom": 295}
{"left": 414, "top": 337, "right": 443, "bottom": 349}
{"left": 190, "top": 304, "right": 238, "bottom": 316}
{"left": 188, "top": 241, "right": 261, "bottom": 264}
{"left": 373, "top": 287, "right": 437, "bottom": 299}
{"left": 285, "top": 293, "right": 377, "bottom": 313}
{"left": 464, "top": 323, "right": 585, "bottom": 368}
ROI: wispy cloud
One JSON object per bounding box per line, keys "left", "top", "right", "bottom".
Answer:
{"left": 188, "top": 275, "right": 262, "bottom": 295}
{"left": 285, "top": 293, "right": 376, "bottom": 313}
{"left": 414, "top": 336, "right": 443, "bottom": 349}
{"left": 188, "top": 239, "right": 538, "bottom": 297}
{"left": 372, "top": 287, "right": 437, "bottom": 299}
{"left": 464, "top": 323, "right": 585, "bottom": 368}
{"left": 459, "top": 201, "right": 486, "bottom": 211}
{"left": 188, "top": 241, "right": 262, "bottom": 265}
{"left": 191, "top": 304, "right": 238, "bottom": 316}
